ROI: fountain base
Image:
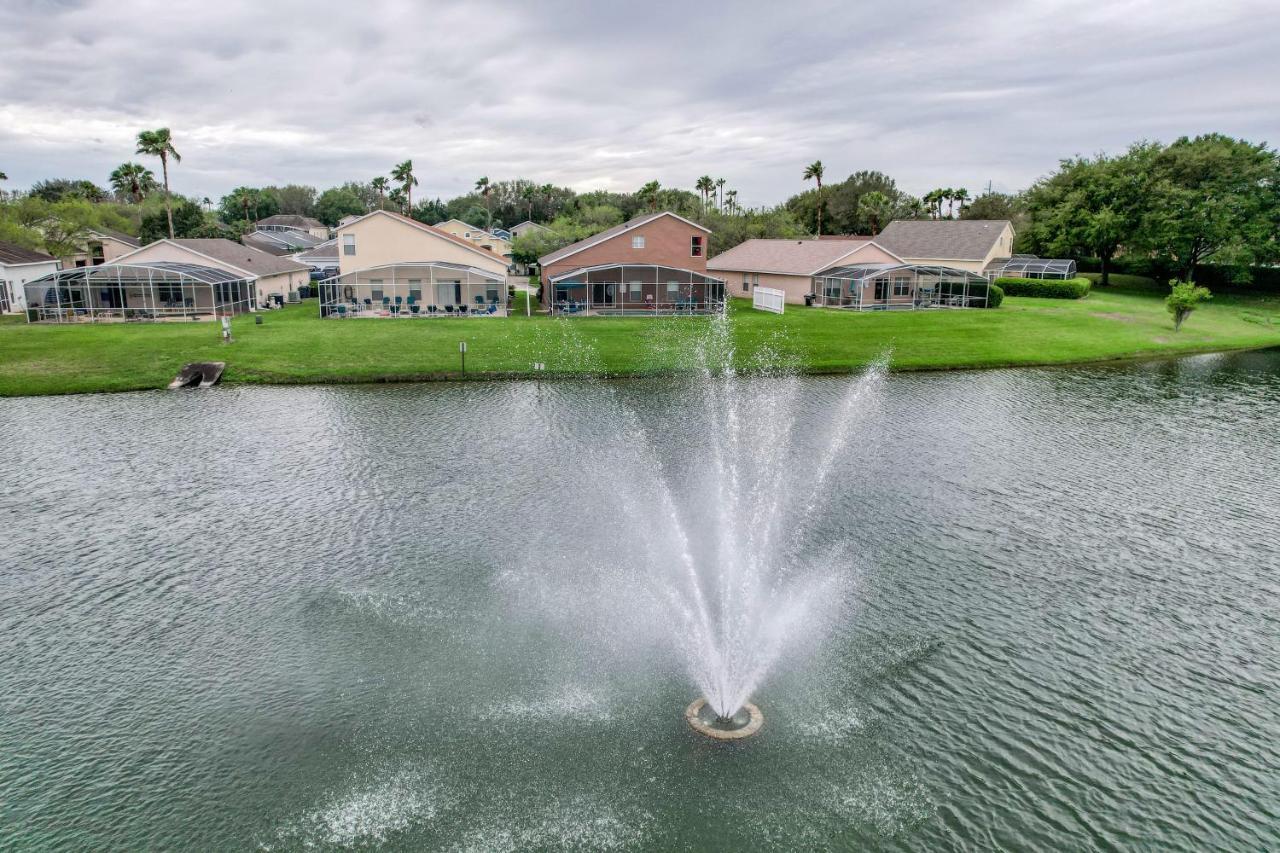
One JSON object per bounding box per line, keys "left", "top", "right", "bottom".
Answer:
{"left": 685, "top": 698, "right": 763, "bottom": 740}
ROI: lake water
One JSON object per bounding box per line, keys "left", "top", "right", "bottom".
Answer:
{"left": 2, "top": 350, "right": 1278, "bottom": 850}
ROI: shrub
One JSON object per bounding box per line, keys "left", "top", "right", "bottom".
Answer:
{"left": 985, "top": 283, "right": 1004, "bottom": 308}
{"left": 1166, "top": 280, "right": 1212, "bottom": 331}
{"left": 995, "top": 276, "right": 1091, "bottom": 299}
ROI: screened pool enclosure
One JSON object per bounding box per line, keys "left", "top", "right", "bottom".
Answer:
{"left": 549, "top": 264, "right": 726, "bottom": 315}
{"left": 318, "top": 263, "right": 507, "bottom": 317}
{"left": 23, "top": 263, "right": 254, "bottom": 322}
{"left": 811, "top": 263, "right": 994, "bottom": 310}
{"left": 983, "top": 255, "right": 1077, "bottom": 280}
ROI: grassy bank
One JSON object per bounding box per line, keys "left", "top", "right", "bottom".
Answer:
{"left": 2, "top": 283, "right": 1278, "bottom": 397}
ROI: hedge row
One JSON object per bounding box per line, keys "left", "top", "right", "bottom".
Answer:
{"left": 1074, "top": 258, "right": 1280, "bottom": 291}
{"left": 994, "top": 276, "right": 1091, "bottom": 299}
{"left": 986, "top": 283, "right": 1004, "bottom": 308}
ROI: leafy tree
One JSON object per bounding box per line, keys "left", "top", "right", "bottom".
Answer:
{"left": 408, "top": 198, "right": 448, "bottom": 225}
{"left": 1136, "top": 134, "right": 1280, "bottom": 281}
{"left": 802, "top": 160, "right": 825, "bottom": 234}
{"left": 1165, "top": 280, "right": 1212, "bottom": 331}
{"left": 140, "top": 198, "right": 204, "bottom": 243}
{"left": 265, "top": 184, "right": 317, "bottom": 216}
{"left": 638, "top": 181, "right": 661, "bottom": 213}
{"left": 961, "top": 191, "right": 1025, "bottom": 224}
{"left": 29, "top": 178, "right": 109, "bottom": 203}
{"left": 857, "top": 191, "right": 893, "bottom": 235}
{"left": 218, "top": 187, "right": 279, "bottom": 228}
{"left": 315, "top": 186, "right": 367, "bottom": 226}
{"left": 109, "top": 163, "right": 157, "bottom": 203}
{"left": 391, "top": 161, "right": 418, "bottom": 210}
{"left": 135, "top": 128, "right": 180, "bottom": 238}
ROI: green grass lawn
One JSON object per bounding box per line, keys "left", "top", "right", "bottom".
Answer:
{"left": 2, "top": 283, "right": 1278, "bottom": 396}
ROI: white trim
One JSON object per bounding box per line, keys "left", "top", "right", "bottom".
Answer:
{"left": 538, "top": 211, "right": 711, "bottom": 266}
{"left": 0, "top": 258, "right": 58, "bottom": 269}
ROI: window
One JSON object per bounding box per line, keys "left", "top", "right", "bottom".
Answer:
{"left": 690, "top": 235, "right": 703, "bottom": 257}
{"left": 667, "top": 281, "right": 680, "bottom": 294}
{"left": 742, "top": 274, "right": 750, "bottom": 293}
{"left": 892, "top": 276, "right": 911, "bottom": 296}
{"left": 629, "top": 282, "right": 642, "bottom": 297}
{"left": 632, "top": 235, "right": 645, "bottom": 249}
{"left": 343, "top": 234, "right": 356, "bottom": 255}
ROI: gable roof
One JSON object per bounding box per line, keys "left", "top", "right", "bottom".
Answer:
{"left": 336, "top": 210, "right": 509, "bottom": 265}
{"left": 87, "top": 227, "right": 141, "bottom": 247}
{"left": 115, "top": 239, "right": 309, "bottom": 278}
{"left": 257, "top": 214, "right": 326, "bottom": 230}
{"left": 707, "top": 238, "right": 904, "bottom": 276}
{"left": 295, "top": 238, "right": 338, "bottom": 262}
{"left": 875, "top": 220, "right": 1012, "bottom": 262}
{"left": 511, "top": 220, "right": 551, "bottom": 234}
{"left": 438, "top": 218, "right": 483, "bottom": 232}
{"left": 242, "top": 229, "right": 324, "bottom": 255}
{"left": 539, "top": 211, "right": 710, "bottom": 266}
{"left": 0, "top": 240, "right": 56, "bottom": 265}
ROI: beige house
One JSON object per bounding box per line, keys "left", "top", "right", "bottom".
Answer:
{"left": 322, "top": 210, "right": 510, "bottom": 317}
{"left": 115, "top": 238, "right": 311, "bottom": 306}
{"left": 434, "top": 219, "right": 513, "bottom": 261}
{"left": 709, "top": 238, "right": 904, "bottom": 305}
{"left": 510, "top": 220, "right": 551, "bottom": 239}
{"left": 59, "top": 227, "right": 141, "bottom": 269}
{"left": 874, "top": 220, "right": 1015, "bottom": 274}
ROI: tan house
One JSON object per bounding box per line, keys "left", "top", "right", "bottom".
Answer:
{"left": 115, "top": 238, "right": 311, "bottom": 306}
{"left": 434, "top": 219, "right": 513, "bottom": 261}
{"left": 510, "top": 220, "right": 551, "bottom": 240}
{"left": 59, "top": 227, "right": 141, "bottom": 269}
{"left": 256, "top": 214, "right": 330, "bottom": 240}
{"left": 874, "top": 219, "right": 1015, "bottom": 274}
{"left": 322, "top": 210, "right": 510, "bottom": 317}
{"left": 708, "top": 238, "right": 903, "bottom": 305}
{"left": 538, "top": 211, "right": 723, "bottom": 315}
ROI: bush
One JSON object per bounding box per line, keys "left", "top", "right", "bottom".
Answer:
{"left": 995, "top": 276, "right": 1091, "bottom": 299}
{"left": 985, "top": 283, "right": 1004, "bottom": 308}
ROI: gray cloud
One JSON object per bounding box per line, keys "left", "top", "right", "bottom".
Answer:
{"left": 0, "top": 0, "right": 1276, "bottom": 205}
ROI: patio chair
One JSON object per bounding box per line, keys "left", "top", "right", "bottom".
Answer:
{"left": 474, "top": 294, "right": 485, "bottom": 306}
{"left": 444, "top": 305, "right": 455, "bottom": 314}
{"left": 336, "top": 305, "right": 347, "bottom": 319}
{"left": 364, "top": 298, "right": 373, "bottom": 311}
{"left": 428, "top": 304, "right": 438, "bottom": 315}
{"left": 458, "top": 305, "right": 469, "bottom": 315}
{"left": 382, "top": 296, "right": 391, "bottom": 311}
{"left": 487, "top": 304, "right": 498, "bottom": 315}
{"left": 410, "top": 305, "right": 420, "bottom": 315}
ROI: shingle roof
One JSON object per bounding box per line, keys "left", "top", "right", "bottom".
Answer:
{"left": 257, "top": 214, "right": 326, "bottom": 230}
{"left": 87, "top": 227, "right": 142, "bottom": 247}
{"left": 295, "top": 238, "right": 338, "bottom": 261}
{"left": 164, "top": 239, "right": 310, "bottom": 276}
{"left": 707, "top": 239, "right": 894, "bottom": 276}
{"left": 539, "top": 211, "right": 710, "bottom": 266}
{"left": 875, "top": 220, "right": 1012, "bottom": 262}
{"left": 0, "top": 240, "right": 55, "bottom": 265}
{"left": 242, "top": 229, "right": 324, "bottom": 255}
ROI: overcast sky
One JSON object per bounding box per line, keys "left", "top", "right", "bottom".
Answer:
{"left": 1, "top": 0, "right": 1277, "bottom": 207}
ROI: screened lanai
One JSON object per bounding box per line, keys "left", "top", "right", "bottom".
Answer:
{"left": 549, "top": 264, "right": 726, "bottom": 315}
{"left": 318, "top": 263, "right": 507, "bottom": 317}
{"left": 983, "top": 255, "right": 1077, "bottom": 280}
{"left": 23, "top": 263, "right": 254, "bottom": 323}
{"left": 812, "top": 263, "right": 993, "bottom": 310}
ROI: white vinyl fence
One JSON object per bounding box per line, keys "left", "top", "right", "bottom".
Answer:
{"left": 752, "top": 286, "right": 785, "bottom": 314}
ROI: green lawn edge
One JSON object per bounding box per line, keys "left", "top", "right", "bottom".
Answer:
{"left": 2, "top": 280, "right": 1278, "bottom": 397}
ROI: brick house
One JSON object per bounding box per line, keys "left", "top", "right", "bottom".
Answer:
{"left": 538, "top": 212, "right": 724, "bottom": 314}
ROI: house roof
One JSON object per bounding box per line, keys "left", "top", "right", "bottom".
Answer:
{"left": 242, "top": 229, "right": 325, "bottom": 255}
{"left": 0, "top": 240, "right": 56, "bottom": 265}
{"left": 336, "top": 210, "right": 509, "bottom": 265}
{"left": 295, "top": 238, "right": 338, "bottom": 261}
{"left": 257, "top": 214, "right": 326, "bottom": 230}
{"left": 115, "top": 239, "right": 309, "bottom": 278}
{"left": 875, "top": 220, "right": 1012, "bottom": 261}
{"left": 511, "top": 220, "right": 551, "bottom": 234}
{"left": 539, "top": 211, "right": 711, "bottom": 266}
{"left": 438, "top": 218, "right": 483, "bottom": 231}
{"left": 707, "top": 238, "right": 902, "bottom": 276}
{"left": 87, "top": 227, "right": 141, "bottom": 247}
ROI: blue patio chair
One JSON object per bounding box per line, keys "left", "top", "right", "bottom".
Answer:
{"left": 336, "top": 305, "right": 347, "bottom": 319}
{"left": 486, "top": 304, "right": 497, "bottom": 315}
{"left": 474, "top": 294, "right": 485, "bottom": 305}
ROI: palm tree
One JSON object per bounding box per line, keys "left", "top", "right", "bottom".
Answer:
{"left": 135, "top": 128, "right": 180, "bottom": 238}
{"left": 201, "top": 196, "right": 212, "bottom": 212}
{"left": 109, "top": 162, "right": 156, "bottom": 203}
{"left": 387, "top": 187, "right": 407, "bottom": 212}
{"left": 639, "top": 181, "right": 661, "bottom": 212}
{"left": 858, "top": 191, "right": 893, "bottom": 235}
{"left": 521, "top": 184, "right": 536, "bottom": 220}
{"left": 694, "top": 176, "right": 714, "bottom": 213}
{"left": 802, "top": 160, "right": 825, "bottom": 235}
{"left": 540, "top": 183, "right": 555, "bottom": 217}
{"left": 370, "top": 176, "right": 388, "bottom": 209}
{"left": 715, "top": 177, "right": 727, "bottom": 209}
{"left": 726, "top": 189, "right": 738, "bottom": 215}
{"left": 391, "top": 160, "right": 418, "bottom": 211}
{"left": 953, "top": 187, "right": 970, "bottom": 216}
{"left": 942, "top": 187, "right": 956, "bottom": 218}
{"left": 474, "top": 176, "right": 492, "bottom": 228}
